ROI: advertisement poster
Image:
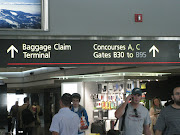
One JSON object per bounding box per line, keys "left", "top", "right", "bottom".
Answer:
{"left": 0, "top": 0, "right": 41, "bottom": 29}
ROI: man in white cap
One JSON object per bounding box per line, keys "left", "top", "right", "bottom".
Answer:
{"left": 115, "top": 88, "right": 151, "bottom": 135}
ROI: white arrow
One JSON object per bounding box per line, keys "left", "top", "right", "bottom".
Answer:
{"left": 7, "top": 45, "right": 18, "bottom": 58}
{"left": 149, "top": 45, "right": 159, "bottom": 57}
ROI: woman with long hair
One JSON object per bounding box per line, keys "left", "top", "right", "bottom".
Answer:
{"left": 149, "top": 97, "right": 163, "bottom": 135}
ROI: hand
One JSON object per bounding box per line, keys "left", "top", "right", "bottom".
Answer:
{"left": 80, "top": 125, "right": 88, "bottom": 130}
{"left": 125, "top": 94, "right": 132, "bottom": 103}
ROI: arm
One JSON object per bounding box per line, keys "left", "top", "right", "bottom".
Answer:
{"left": 52, "top": 131, "right": 59, "bottom": 135}
{"left": 150, "top": 107, "right": 159, "bottom": 118}
{"left": 144, "top": 109, "right": 152, "bottom": 135}
{"left": 49, "top": 115, "right": 60, "bottom": 134}
{"left": 149, "top": 107, "right": 154, "bottom": 117}
{"left": 155, "top": 130, "right": 162, "bottom": 135}
{"left": 143, "top": 124, "right": 151, "bottom": 135}
{"left": 115, "top": 94, "right": 131, "bottom": 118}
{"left": 83, "top": 109, "right": 89, "bottom": 126}
{"left": 149, "top": 107, "right": 155, "bottom": 134}
{"left": 10, "top": 107, "right": 13, "bottom": 116}
{"left": 154, "top": 108, "right": 165, "bottom": 134}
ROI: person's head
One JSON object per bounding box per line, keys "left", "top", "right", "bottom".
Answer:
{"left": 15, "top": 101, "right": 18, "bottom": 105}
{"left": 171, "top": 87, "right": 180, "bottom": 106}
{"left": 131, "top": 88, "right": 142, "bottom": 104}
{"left": 33, "top": 102, "right": 37, "bottom": 106}
{"left": 151, "top": 97, "right": 162, "bottom": 108}
{"left": 72, "top": 93, "right": 81, "bottom": 108}
{"left": 60, "top": 93, "right": 72, "bottom": 108}
{"left": 24, "top": 97, "right": 29, "bottom": 104}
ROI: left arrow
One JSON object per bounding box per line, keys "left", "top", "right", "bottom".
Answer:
{"left": 7, "top": 45, "right": 18, "bottom": 58}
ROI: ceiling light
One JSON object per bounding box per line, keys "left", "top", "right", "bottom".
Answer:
{"left": 0, "top": 76, "right": 8, "bottom": 79}
{"left": 51, "top": 72, "right": 171, "bottom": 80}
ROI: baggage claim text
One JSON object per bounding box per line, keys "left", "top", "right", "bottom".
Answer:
{"left": 22, "top": 43, "right": 71, "bottom": 59}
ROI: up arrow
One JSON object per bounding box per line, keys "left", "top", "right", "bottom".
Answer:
{"left": 149, "top": 45, "right": 159, "bottom": 57}
{"left": 7, "top": 45, "right": 18, "bottom": 58}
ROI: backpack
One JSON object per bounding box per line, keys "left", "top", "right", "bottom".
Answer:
{"left": 91, "top": 120, "right": 106, "bottom": 134}
{"left": 38, "top": 108, "right": 43, "bottom": 116}
{"left": 22, "top": 105, "right": 35, "bottom": 125}
{"left": 107, "top": 130, "right": 120, "bottom": 135}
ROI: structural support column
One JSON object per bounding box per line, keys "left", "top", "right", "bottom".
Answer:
{"left": 0, "top": 82, "right": 7, "bottom": 128}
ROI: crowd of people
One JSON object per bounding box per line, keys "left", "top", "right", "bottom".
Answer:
{"left": 115, "top": 86, "right": 180, "bottom": 135}
{"left": 8, "top": 86, "right": 180, "bottom": 135}
{"left": 8, "top": 98, "right": 43, "bottom": 135}
{"left": 49, "top": 93, "right": 89, "bottom": 135}
{"left": 49, "top": 87, "right": 180, "bottom": 135}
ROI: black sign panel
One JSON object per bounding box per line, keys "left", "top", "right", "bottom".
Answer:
{"left": 1, "top": 39, "right": 180, "bottom": 66}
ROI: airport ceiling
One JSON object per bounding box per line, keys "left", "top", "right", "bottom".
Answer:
{"left": 1, "top": 66, "right": 180, "bottom": 92}
{"left": 1, "top": 66, "right": 180, "bottom": 74}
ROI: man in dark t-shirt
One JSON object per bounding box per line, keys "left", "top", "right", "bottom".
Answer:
{"left": 154, "top": 87, "right": 180, "bottom": 135}
{"left": 10, "top": 101, "right": 19, "bottom": 132}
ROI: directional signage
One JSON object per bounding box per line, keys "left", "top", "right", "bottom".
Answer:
{"left": 149, "top": 45, "right": 159, "bottom": 57}
{"left": 7, "top": 45, "right": 18, "bottom": 58}
{"left": 1, "top": 39, "right": 180, "bottom": 66}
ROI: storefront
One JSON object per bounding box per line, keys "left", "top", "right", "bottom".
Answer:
{"left": 59, "top": 72, "right": 168, "bottom": 134}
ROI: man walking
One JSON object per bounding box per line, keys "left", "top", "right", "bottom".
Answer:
{"left": 155, "top": 86, "right": 180, "bottom": 135}
{"left": 115, "top": 88, "right": 151, "bottom": 135}
{"left": 18, "top": 97, "right": 35, "bottom": 135}
{"left": 10, "top": 101, "right": 19, "bottom": 133}
{"left": 49, "top": 93, "right": 80, "bottom": 135}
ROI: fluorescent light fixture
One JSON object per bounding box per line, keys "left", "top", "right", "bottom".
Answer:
{"left": 0, "top": 76, "right": 8, "bottom": 79}
{"left": 51, "top": 72, "right": 171, "bottom": 80}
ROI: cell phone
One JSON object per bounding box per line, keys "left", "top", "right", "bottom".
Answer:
{"left": 130, "top": 96, "right": 133, "bottom": 101}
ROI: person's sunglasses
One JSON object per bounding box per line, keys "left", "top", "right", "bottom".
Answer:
{"left": 134, "top": 109, "right": 138, "bottom": 117}
{"left": 174, "top": 92, "right": 180, "bottom": 96}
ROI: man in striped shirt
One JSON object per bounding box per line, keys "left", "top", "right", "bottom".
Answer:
{"left": 155, "top": 87, "right": 180, "bottom": 135}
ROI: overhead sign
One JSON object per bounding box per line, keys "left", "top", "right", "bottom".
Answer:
{"left": 1, "top": 39, "right": 180, "bottom": 66}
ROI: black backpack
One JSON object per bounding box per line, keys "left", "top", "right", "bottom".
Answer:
{"left": 107, "top": 130, "right": 120, "bottom": 135}
{"left": 91, "top": 120, "right": 106, "bottom": 134}
{"left": 22, "top": 105, "right": 35, "bottom": 125}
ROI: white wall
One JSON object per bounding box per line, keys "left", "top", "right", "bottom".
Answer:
{"left": 61, "top": 82, "right": 84, "bottom": 106}
{"left": 84, "top": 82, "right": 98, "bottom": 135}
{"left": 61, "top": 81, "right": 96, "bottom": 134}
{"left": 7, "top": 93, "right": 27, "bottom": 112}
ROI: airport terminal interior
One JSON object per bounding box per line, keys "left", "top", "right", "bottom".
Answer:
{"left": 0, "top": 66, "right": 180, "bottom": 135}
{"left": 1, "top": 0, "right": 180, "bottom": 134}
